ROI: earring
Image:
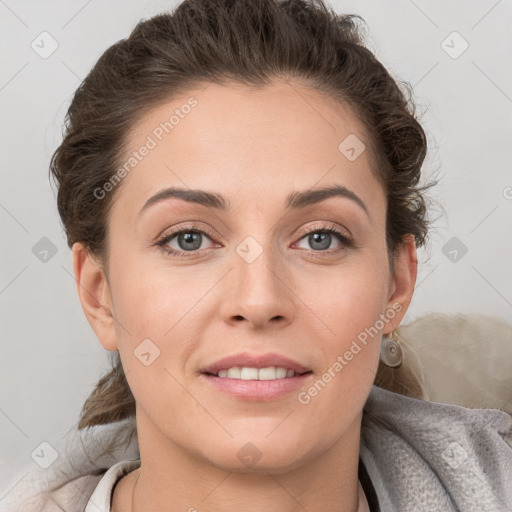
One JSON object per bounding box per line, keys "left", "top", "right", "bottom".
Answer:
{"left": 380, "top": 329, "right": 403, "bottom": 368}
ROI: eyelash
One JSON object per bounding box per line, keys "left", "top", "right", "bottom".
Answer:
{"left": 155, "top": 223, "right": 353, "bottom": 259}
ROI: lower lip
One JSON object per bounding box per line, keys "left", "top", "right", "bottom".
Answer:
{"left": 200, "top": 372, "right": 314, "bottom": 401}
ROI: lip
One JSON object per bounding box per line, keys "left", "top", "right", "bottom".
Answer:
{"left": 200, "top": 372, "right": 314, "bottom": 401}
{"left": 199, "top": 351, "right": 311, "bottom": 376}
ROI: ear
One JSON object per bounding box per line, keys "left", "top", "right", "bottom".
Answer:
{"left": 72, "top": 242, "right": 118, "bottom": 351}
{"left": 384, "top": 234, "right": 418, "bottom": 333}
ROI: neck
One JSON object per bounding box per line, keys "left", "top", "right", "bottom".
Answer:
{"left": 127, "top": 410, "right": 364, "bottom": 512}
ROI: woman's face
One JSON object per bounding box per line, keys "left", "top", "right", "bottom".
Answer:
{"left": 75, "top": 79, "right": 416, "bottom": 473}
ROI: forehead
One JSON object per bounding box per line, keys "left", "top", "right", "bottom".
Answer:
{"left": 112, "top": 80, "right": 384, "bottom": 220}
{"left": 125, "top": 79, "right": 372, "bottom": 159}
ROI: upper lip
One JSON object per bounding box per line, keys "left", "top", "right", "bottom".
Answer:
{"left": 200, "top": 352, "right": 312, "bottom": 375}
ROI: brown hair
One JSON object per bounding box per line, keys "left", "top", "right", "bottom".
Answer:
{"left": 49, "top": 0, "right": 438, "bottom": 434}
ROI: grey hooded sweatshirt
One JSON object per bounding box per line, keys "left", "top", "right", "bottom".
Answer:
{"left": 1, "top": 384, "right": 511, "bottom": 512}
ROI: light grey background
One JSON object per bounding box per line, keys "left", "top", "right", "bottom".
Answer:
{"left": 1, "top": 0, "right": 511, "bottom": 473}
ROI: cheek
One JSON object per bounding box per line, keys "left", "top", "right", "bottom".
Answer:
{"left": 109, "top": 251, "right": 198, "bottom": 336}
{"left": 109, "top": 267, "right": 198, "bottom": 408}
{"left": 308, "top": 263, "right": 388, "bottom": 387}
{"left": 312, "top": 259, "right": 390, "bottom": 332}
{"left": 295, "top": 270, "right": 387, "bottom": 416}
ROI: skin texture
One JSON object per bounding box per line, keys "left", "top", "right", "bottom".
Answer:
{"left": 73, "top": 79, "right": 417, "bottom": 512}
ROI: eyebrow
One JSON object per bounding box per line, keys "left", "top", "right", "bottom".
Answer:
{"left": 138, "top": 184, "right": 370, "bottom": 219}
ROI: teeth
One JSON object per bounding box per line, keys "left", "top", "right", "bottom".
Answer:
{"left": 216, "top": 367, "right": 298, "bottom": 380}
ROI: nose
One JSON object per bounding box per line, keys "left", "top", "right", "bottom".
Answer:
{"left": 219, "top": 239, "right": 296, "bottom": 330}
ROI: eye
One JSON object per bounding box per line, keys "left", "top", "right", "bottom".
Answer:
{"left": 294, "top": 224, "right": 352, "bottom": 253}
{"left": 156, "top": 224, "right": 218, "bottom": 259}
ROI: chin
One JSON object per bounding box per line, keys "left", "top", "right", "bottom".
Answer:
{"left": 199, "top": 438, "right": 312, "bottom": 475}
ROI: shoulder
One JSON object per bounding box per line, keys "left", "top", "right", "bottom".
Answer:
{"left": 360, "top": 385, "right": 512, "bottom": 511}
{"left": 0, "top": 472, "right": 104, "bottom": 512}
{"left": 47, "top": 474, "right": 105, "bottom": 512}
{"left": 0, "top": 460, "right": 139, "bottom": 512}
{"left": 0, "top": 418, "right": 138, "bottom": 512}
